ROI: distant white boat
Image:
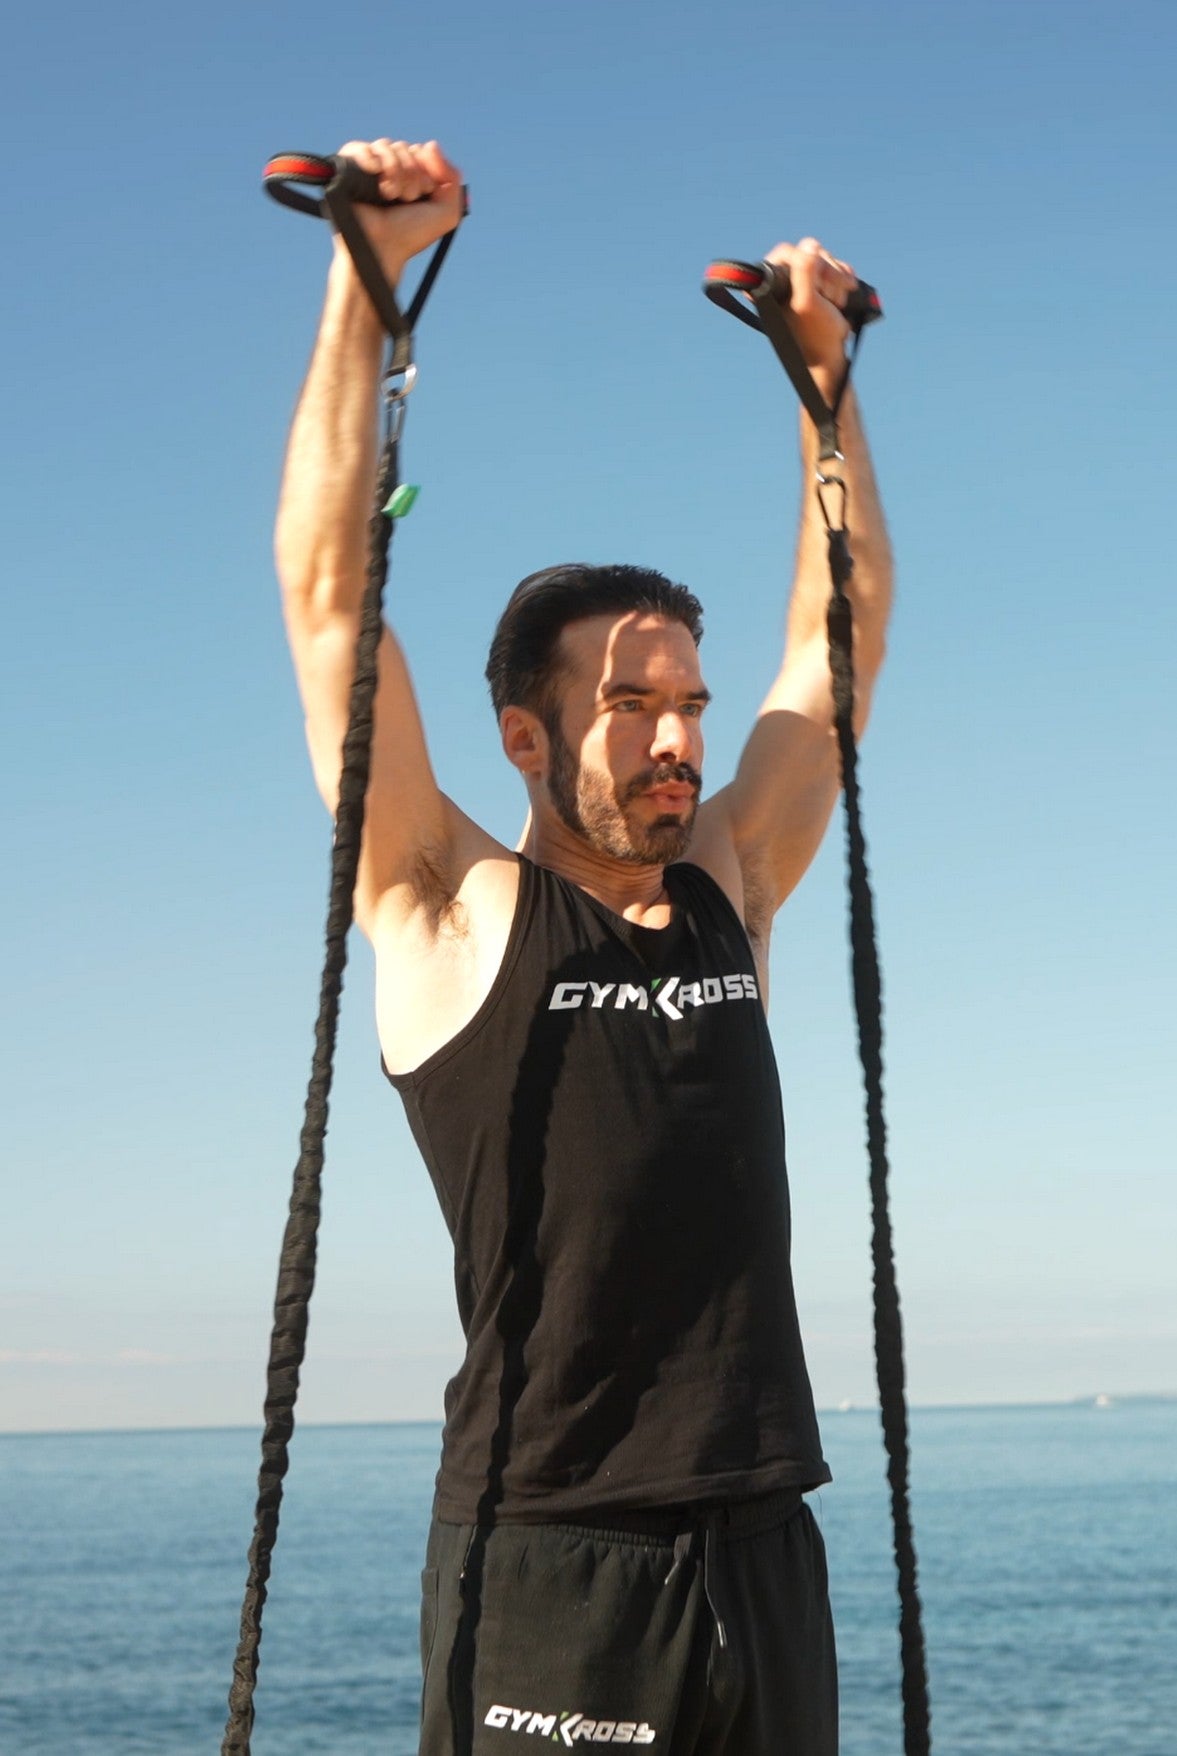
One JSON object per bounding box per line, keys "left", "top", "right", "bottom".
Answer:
{"left": 838, "top": 1399, "right": 855, "bottom": 1413}
{"left": 1093, "top": 1393, "right": 1115, "bottom": 1409}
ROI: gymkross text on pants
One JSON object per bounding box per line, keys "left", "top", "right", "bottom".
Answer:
{"left": 484, "top": 1704, "right": 657, "bottom": 1743}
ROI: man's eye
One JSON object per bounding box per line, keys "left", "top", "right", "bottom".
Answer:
{"left": 614, "top": 699, "right": 643, "bottom": 712}
{"left": 682, "top": 702, "right": 704, "bottom": 718}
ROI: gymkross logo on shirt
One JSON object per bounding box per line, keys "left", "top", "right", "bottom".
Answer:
{"left": 547, "top": 972, "right": 758, "bottom": 1021}
{"left": 484, "top": 1704, "right": 656, "bottom": 1744}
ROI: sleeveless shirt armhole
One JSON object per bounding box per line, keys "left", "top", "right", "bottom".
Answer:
{"left": 668, "top": 861, "right": 756, "bottom": 955}
{"left": 382, "top": 855, "right": 538, "bottom": 1091}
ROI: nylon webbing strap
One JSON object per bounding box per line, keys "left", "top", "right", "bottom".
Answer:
{"left": 223, "top": 156, "right": 462, "bottom": 1755}
{"left": 704, "top": 257, "right": 932, "bottom": 1756}
{"left": 702, "top": 258, "right": 880, "bottom": 459}
{"left": 324, "top": 183, "right": 413, "bottom": 368}
{"left": 263, "top": 151, "right": 468, "bottom": 375}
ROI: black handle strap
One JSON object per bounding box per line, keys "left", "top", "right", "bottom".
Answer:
{"left": 263, "top": 150, "right": 467, "bottom": 365}
{"left": 703, "top": 257, "right": 881, "bottom": 460}
{"left": 263, "top": 151, "right": 381, "bottom": 215}
{"left": 703, "top": 256, "right": 882, "bottom": 330}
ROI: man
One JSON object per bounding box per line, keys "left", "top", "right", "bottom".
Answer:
{"left": 277, "top": 137, "right": 891, "bottom": 1755}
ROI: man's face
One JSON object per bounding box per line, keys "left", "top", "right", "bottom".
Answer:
{"left": 544, "top": 613, "right": 708, "bottom": 866}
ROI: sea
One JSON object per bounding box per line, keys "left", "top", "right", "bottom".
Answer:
{"left": 2, "top": 1400, "right": 1174, "bottom": 1755}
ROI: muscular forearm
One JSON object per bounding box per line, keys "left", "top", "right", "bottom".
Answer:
{"left": 786, "top": 383, "right": 893, "bottom": 678}
{"left": 274, "top": 256, "right": 390, "bottom": 614}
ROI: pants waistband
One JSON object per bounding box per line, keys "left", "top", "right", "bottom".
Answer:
{"left": 528, "top": 1485, "right": 805, "bottom": 1544}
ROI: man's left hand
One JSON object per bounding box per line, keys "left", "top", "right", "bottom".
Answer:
{"left": 763, "top": 237, "right": 856, "bottom": 398}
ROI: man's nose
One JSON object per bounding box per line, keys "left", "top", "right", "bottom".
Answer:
{"left": 652, "top": 711, "right": 692, "bottom": 763}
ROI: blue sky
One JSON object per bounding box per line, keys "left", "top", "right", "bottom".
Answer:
{"left": 3, "top": 0, "right": 1174, "bottom": 1432}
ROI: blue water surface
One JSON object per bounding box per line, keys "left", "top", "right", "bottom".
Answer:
{"left": 2, "top": 1403, "right": 1174, "bottom": 1754}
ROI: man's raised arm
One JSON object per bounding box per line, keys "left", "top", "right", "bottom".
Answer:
{"left": 702, "top": 237, "right": 894, "bottom": 932}
{"left": 274, "top": 139, "right": 470, "bottom": 935}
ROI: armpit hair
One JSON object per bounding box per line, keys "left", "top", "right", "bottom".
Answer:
{"left": 740, "top": 860, "right": 774, "bottom": 959}
{"left": 408, "top": 841, "right": 470, "bottom": 938}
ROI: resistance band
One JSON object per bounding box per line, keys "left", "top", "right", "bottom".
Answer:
{"left": 220, "top": 153, "right": 464, "bottom": 1756}
{"left": 704, "top": 257, "right": 931, "bottom": 1755}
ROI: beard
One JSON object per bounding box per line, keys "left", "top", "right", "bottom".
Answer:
{"left": 546, "top": 719, "right": 702, "bottom": 866}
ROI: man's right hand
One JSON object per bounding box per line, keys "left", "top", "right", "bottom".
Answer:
{"left": 332, "top": 137, "right": 464, "bottom": 288}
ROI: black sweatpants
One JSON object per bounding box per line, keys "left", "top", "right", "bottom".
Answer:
{"left": 418, "top": 1489, "right": 837, "bottom": 1754}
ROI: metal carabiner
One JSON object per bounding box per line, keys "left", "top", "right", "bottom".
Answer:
{"left": 816, "top": 469, "right": 847, "bottom": 533}
{"left": 382, "top": 360, "right": 418, "bottom": 443}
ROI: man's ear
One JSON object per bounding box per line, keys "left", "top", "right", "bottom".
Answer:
{"left": 500, "top": 706, "right": 547, "bottom": 778}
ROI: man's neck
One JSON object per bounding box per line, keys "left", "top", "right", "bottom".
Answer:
{"left": 519, "top": 817, "right": 673, "bottom": 927}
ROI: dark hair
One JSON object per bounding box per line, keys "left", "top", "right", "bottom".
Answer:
{"left": 485, "top": 563, "right": 704, "bottom": 725}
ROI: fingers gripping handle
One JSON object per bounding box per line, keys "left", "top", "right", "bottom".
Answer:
{"left": 703, "top": 257, "right": 883, "bottom": 333}
{"left": 261, "top": 151, "right": 467, "bottom": 350}
{"left": 703, "top": 258, "right": 882, "bottom": 462}
{"left": 263, "top": 151, "right": 425, "bottom": 217}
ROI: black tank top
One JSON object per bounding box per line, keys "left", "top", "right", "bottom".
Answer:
{"left": 385, "top": 856, "right": 829, "bottom": 1522}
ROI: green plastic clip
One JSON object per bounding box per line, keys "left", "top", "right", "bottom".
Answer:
{"left": 383, "top": 483, "right": 420, "bottom": 520}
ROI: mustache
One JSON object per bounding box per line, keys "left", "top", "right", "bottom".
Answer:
{"left": 623, "top": 761, "right": 703, "bottom": 801}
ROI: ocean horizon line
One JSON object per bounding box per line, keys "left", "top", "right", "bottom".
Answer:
{"left": 4, "top": 1390, "right": 1175, "bottom": 1441}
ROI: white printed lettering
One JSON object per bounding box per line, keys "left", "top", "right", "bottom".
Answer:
{"left": 489, "top": 1704, "right": 656, "bottom": 1744}
{"left": 653, "top": 977, "right": 682, "bottom": 1019}
{"left": 551, "top": 968, "right": 759, "bottom": 1021}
